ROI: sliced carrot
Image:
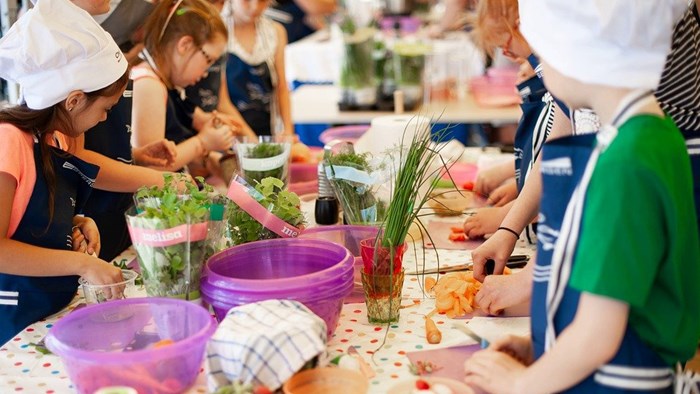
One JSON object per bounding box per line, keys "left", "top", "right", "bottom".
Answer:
{"left": 448, "top": 232, "right": 467, "bottom": 242}
{"left": 450, "top": 226, "right": 465, "bottom": 234}
{"left": 152, "top": 339, "right": 175, "bottom": 349}
{"left": 424, "top": 277, "right": 437, "bottom": 293}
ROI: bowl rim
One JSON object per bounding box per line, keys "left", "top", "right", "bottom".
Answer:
{"left": 78, "top": 269, "right": 138, "bottom": 288}
{"left": 45, "top": 297, "right": 216, "bottom": 363}
{"left": 205, "top": 238, "right": 353, "bottom": 288}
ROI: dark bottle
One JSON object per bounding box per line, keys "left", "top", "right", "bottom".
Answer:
{"left": 314, "top": 162, "right": 339, "bottom": 225}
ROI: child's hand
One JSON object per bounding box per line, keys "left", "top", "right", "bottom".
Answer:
{"left": 474, "top": 165, "right": 514, "bottom": 197}
{"left": 72, "top": 216, "right": 100, "bottom": 257}
{"left": 488, "top": 335, "right": 533, "bottom": 365}
{"left": 464, "top": 345, "right": 528, "bottom": 394}
{"left": 486, "top": 179, "right": 518, "bottom": 207}
{"left": 80, "top": 259, "right": 124, "bottom": 300}
{"left": 463, "top": 206, "right": 509, "bottom": 239}
{"left": 211, "top": 111, "right": 246, "bottom": 137}
{"left": 133, "top": 139, "right": 177, "bottom": 167}
{"left": 199, "top": 117, "right": 235, "bottom": 151}
{"left": 475, "top": 272, "right": 531, "bottom": 315}
{"left": 470, "top": 230, "right": 518, "bottom": 282}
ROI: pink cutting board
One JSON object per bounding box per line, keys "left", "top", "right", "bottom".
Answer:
{"left": 423, "top": 220, "right": 484, "bottom": 250}
{"left": 406, "top": 344, "right": 481, "bottom": 381}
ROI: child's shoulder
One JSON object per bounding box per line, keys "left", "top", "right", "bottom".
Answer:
{"left": 262, "top": 17, "right": 288, "bottom": 43}
{"left": 611, "top": 114, "right": 684, "bottom": 159}
{"left": 0, "top": 123, "right": 32, "bottom": 145}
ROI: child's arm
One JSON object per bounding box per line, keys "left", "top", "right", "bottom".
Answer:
{"left": 465, "top": 292, "right": 628, "bottom": 393}
{"left": 272, "top": 22, "right": 294, "bottom": 137}
{"left": 0, "top": 173, "right": 122, "bottom": 285}
{"left": 471, "top": 105, "right": 571, "bottom": 280}
{"left": 73, "top": 134, "right": 167, "bottom": 192}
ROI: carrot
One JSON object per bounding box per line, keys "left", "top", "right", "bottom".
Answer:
{"left": 425, "top": 316, "right": 442, "bottom": 344}
{"left": 152, "top": 338, "right": 175, "bottom": 348}
{"left": 424, "top": 277, "right": 437, "bottom": 293}
{"left": 448, "top": 232, "right": 467, "bottom": 242}
{"left": 450, "top": 226, "right": 465, "bottom": 234}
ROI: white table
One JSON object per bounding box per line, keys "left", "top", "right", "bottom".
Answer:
{"left": 292, "top": 84, "right": 522, "bottom": 125}
{"left": 0, "top": 201, "right": 535, "bottom": 393}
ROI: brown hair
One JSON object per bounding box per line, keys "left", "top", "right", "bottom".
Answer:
{"left": 142, "top": 0, "right": 228, "bottom": 89}
{"left": 0, "top": 70, "right": 129, "bottom": 228}
{"left": 468, "top": 0, "right": 520, "bottom": 56}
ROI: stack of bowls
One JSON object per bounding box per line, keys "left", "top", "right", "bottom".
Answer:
{"left": 45, "top": 298, "right": 216, "bottom": 394}
{"left": 201, "top": 238, "right": 353, "bottom": 337}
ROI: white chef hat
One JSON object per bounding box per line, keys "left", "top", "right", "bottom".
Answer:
{"left": 0, "top": 0, "right": 127, "bottom": 109}
{"left": 520, "top": 0, "right": 687, "bottom": 90}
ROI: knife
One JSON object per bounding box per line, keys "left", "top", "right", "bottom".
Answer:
{"left": 452, "top": 323, "right": 490, "bottom": 348}
{"left": 405, "top": 254, "right": 530, "bottom": 275}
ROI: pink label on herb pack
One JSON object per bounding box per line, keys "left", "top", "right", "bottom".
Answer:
{"left": 128, "top": 223, "right": 208, "bottom": 247}
{"left": 226, "top": 181, "right": 301, "bottom": 238}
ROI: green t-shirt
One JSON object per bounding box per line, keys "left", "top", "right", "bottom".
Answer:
{"left": 570, "top": 115, "right": 700, "bottom": 365}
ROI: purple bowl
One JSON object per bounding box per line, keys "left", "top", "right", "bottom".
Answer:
{"left": 299, "top": 225, "right": 379, "bottom": 256}
{"left": 45, "top": 298, "right": 216, "bottom": 394}
{"left": 201, "top": 238, "right": 354, "bottom": 336}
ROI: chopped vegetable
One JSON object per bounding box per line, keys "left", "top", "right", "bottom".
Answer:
{"left": 425, "top": 316, "right": 442, "bottom": 344}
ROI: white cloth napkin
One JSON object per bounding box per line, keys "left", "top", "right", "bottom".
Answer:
{"left": 206, "top": 300, "right": 328, "bottom": 391}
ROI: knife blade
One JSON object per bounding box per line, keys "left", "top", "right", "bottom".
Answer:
{"left": 405, "top": 254, "right": 529, "bottom": 275}
{"left": 452, "top": 323, "right": 489, "bottom": 348}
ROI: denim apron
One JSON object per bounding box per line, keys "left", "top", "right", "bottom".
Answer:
{"left": 226, "top": 53, "right": 274, "bottom": 136}
{"left": 0, "top": 139, "right": 99, "bottom": 344}
{"left": 83, "top": 81, "right": 134, "bottom": 261}
{"left": 532, "top": 92, "right": 674, "bottom": 392}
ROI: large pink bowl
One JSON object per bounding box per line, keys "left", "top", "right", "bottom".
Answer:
{"left": 201, "top": 238, "right": 354, "bottom": 337}
{"left": 318, "top": 125, "right": 370, "bottom": 145}
{"left": 45, "top": 298, "right": 216, "bottom": 394}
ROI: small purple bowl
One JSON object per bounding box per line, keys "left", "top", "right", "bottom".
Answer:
{"left": 201, "top": 238, "right": 354, "bottom": 336}
{"left": 45, "top": 298, "right": 216, "bottom": 394}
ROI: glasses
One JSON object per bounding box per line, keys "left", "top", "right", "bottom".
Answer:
{"left": 199, "top": 46, "right": 216, "bottom": 66}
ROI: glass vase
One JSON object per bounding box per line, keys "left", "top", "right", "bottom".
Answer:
{"left": 361, "top": 270, "right": 405, "bottom": 324}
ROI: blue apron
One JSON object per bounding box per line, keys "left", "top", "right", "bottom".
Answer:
{"left": 533, "top": 124, "right": 674, "bottom": 391}
{"left": 83, "top": 81, "right": 134, "bottom": 261}
{"left": 0, "top": 140, "right": 99, "bottom": 344}
{"left": 226, "top": 53, "right": 273, "bottom": 136}
{"left": 184, "top": 56, "right": 225, "bottom": 113}
{"left": 513, "top": 74, "right": 554, "bottom": 192}
{"left": 265, "top": 0, "right": 314, "bottom": 44}
{"left": 680, "top": 130, "right": 700, "bottom": 233}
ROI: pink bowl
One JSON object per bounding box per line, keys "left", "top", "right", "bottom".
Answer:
{"left": 45, "top": 298, "right": 216, "bottom": 394}
{"left": 318, "top": 125, "right": 370, "bottom": 145}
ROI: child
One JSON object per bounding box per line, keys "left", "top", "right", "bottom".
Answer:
{"left": 462, "top": 0, "right": 563, "bottom": 242}
{"left": 464, "top": 1, "right": 699, "bottom": 392}
{"left": 222, "top": 0, "right": 294, "bottom": 137}
{"left": 131, "top": 0, "right": 237, "bottom": 172}
{"left": 0, "top": 0, "right": 125, "bottom": 344}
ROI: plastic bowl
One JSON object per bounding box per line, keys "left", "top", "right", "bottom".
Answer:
{"left": 45, "top": 298, "right": 216, "bottom": 394}
{"left": 79, "top": 270, "right": 139, "bottom": 304}
{"left": 201, "top": 238, "right": 354, "bottom": 336}
{"left": 318, "top": 125, "right": 370, "bottom": 145}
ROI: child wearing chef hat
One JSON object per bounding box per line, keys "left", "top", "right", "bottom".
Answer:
{"left": 464, "top": 1, "right": 700, "bottom": 393}
{"left": 0, "top": 0, "right": 126, "bottom": 344}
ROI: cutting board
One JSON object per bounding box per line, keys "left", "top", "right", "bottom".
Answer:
{"left": 423, "top": 220, "right": 484, "bottom": 250}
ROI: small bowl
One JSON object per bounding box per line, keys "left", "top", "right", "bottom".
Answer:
{"left": 79, "top": 270, "right": 139, "bottom": 304}
{"left": 283, "top": 368, "right": 368, "bottom": 394}
{"left": 428, "top": 188, "right": 474, "bottom": 216}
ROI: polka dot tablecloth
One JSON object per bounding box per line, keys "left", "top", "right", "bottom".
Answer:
{"left": 0, "top": 232, "right": 534, "bottom": 393}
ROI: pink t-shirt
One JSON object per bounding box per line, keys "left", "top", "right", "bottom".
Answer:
{"left": 0, "top": 124, "right": 70, "bottom": 237}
